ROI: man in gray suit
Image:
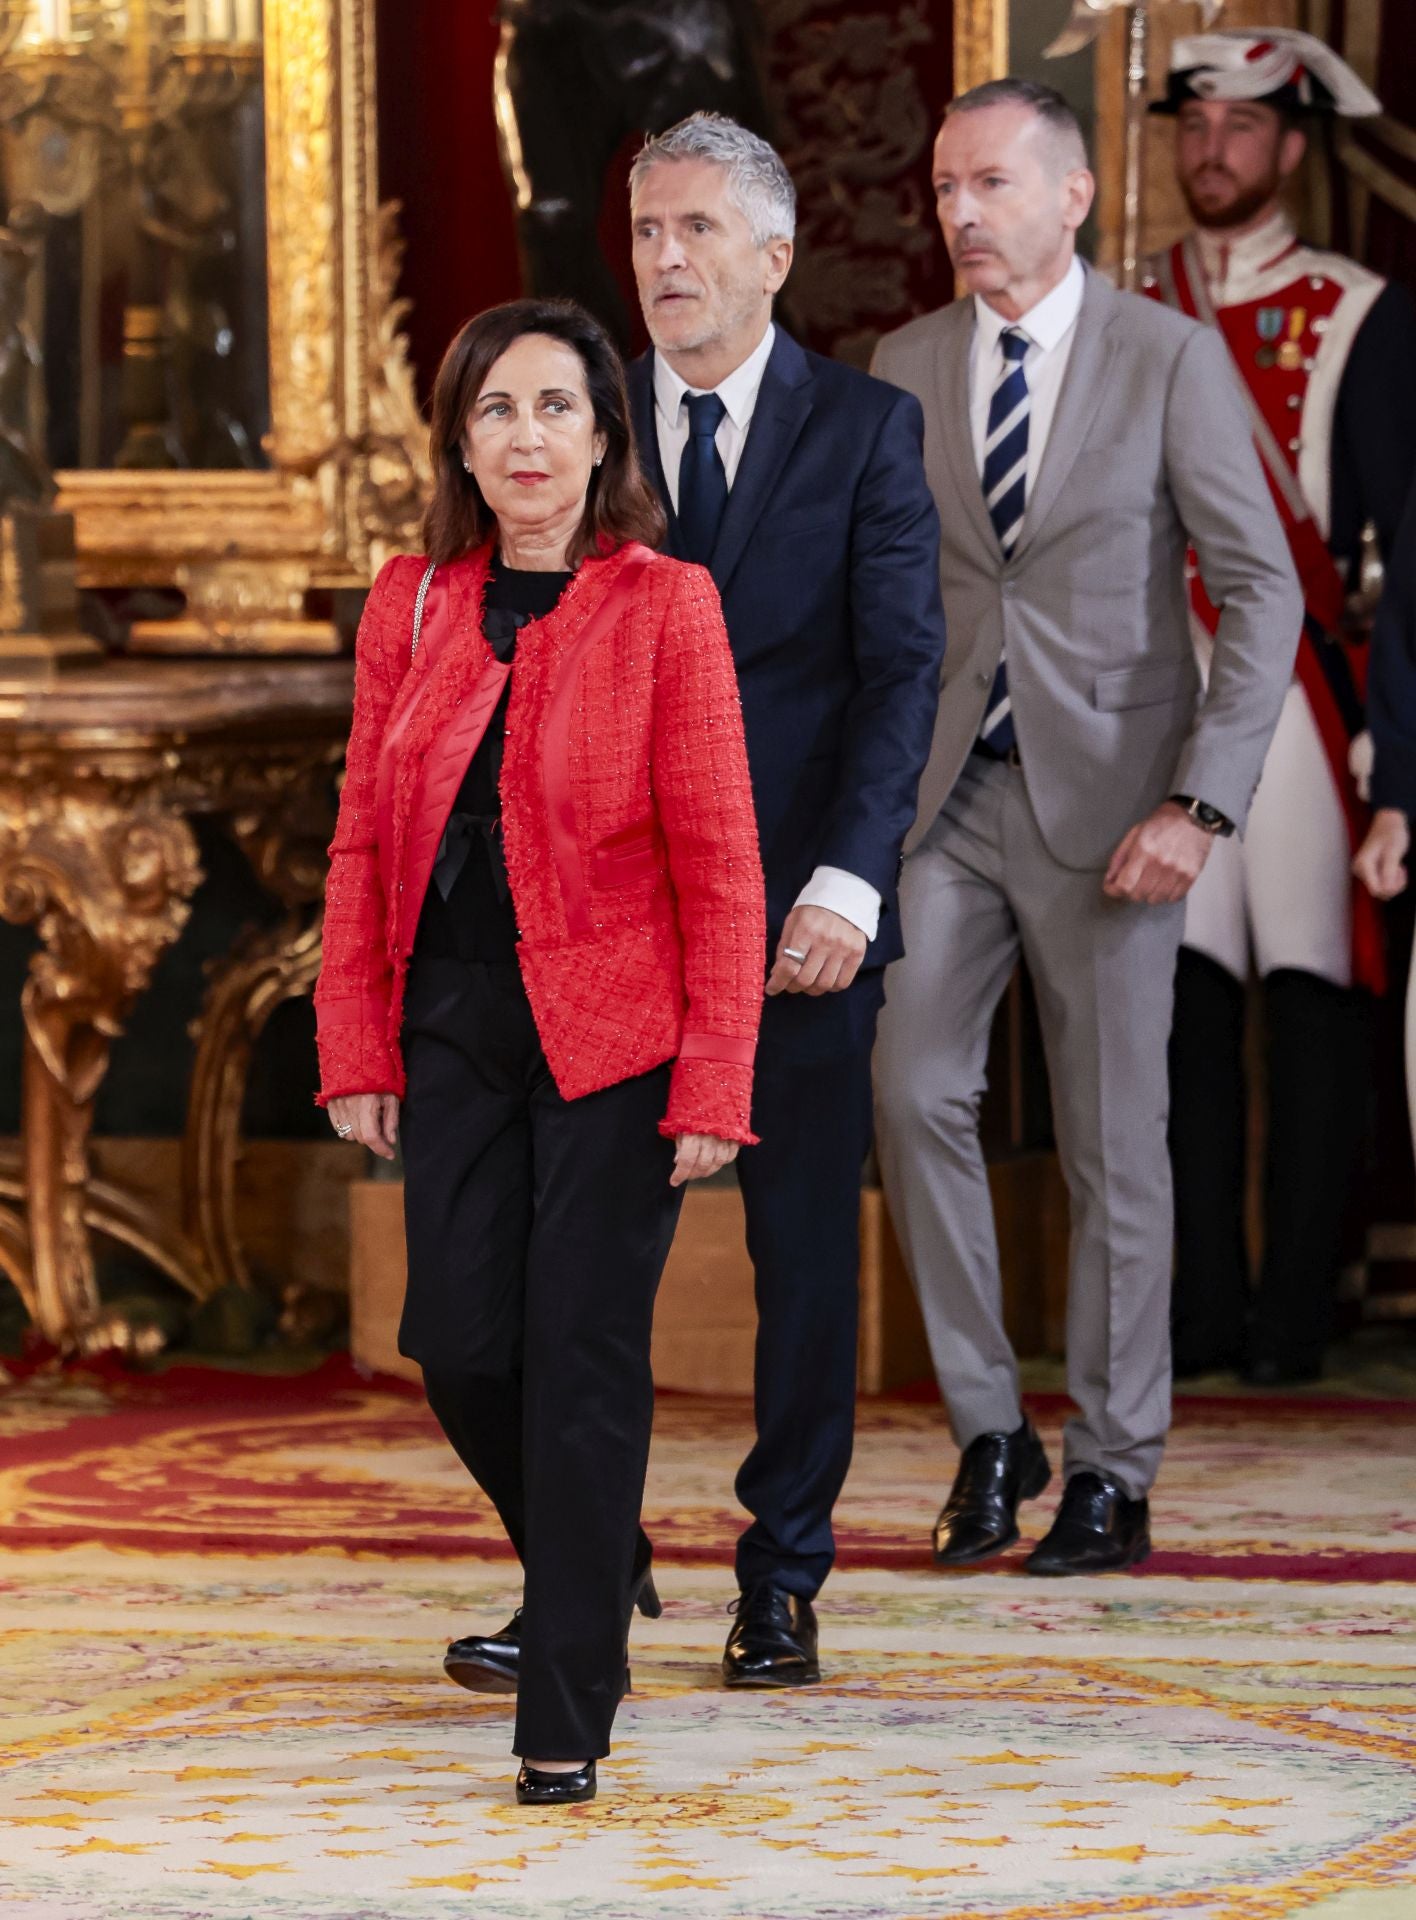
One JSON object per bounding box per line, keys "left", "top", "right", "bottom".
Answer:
{"left": 872, "top": 79, "right": 1299, "bottom": 1575}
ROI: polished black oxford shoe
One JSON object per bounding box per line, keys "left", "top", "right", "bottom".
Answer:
{"left": 444, "top": 1559, "right": 662, "bottom": 1696}
{"left": 932, "top": 1417, "right": 1051, "bottom": 1567}
{"left": 722, "top": 1582, "right": 819, "bottom": 1688}
{"left": 515, "top": 1759, "right": 597, "bottom": 1806}
{"left": 1025, "top": 1470, "right": 1151, "bottom": 1576}
{"left": 444, "top": 1609, "right": 521, "bottom": 1694}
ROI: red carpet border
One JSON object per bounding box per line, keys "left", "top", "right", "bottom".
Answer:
{"left": 3, "top": 1355, "right": 1415, "bottom": 1580}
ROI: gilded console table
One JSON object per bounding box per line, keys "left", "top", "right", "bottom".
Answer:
{"left": 0, "top": 656, "right": 352, "bottom": 1350}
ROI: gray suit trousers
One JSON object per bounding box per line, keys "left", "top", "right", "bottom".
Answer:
{"left": 874, "top": 754, "right": 1181, "bottom": 1496}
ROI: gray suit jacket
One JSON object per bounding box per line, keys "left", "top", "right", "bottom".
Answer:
{"left": 873, "top": 263, "right": 1302, "bottom": 867}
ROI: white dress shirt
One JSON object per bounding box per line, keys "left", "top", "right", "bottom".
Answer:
{"left": 653, "top": 322, "right": 777, "bottom": 510}
{"left": 652, "top": 323, "right": 881, "bottom": 942}
{"left": 969, "top": 254, "right": 1086, "bottom": 483}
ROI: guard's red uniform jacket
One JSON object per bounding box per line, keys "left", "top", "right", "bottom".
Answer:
{"left": 1145, "top": 211, "right": 1416, "bottom": 990}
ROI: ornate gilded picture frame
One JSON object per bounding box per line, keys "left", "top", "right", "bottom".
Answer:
{"left": 50, "top": 0, "right": 425, "bottom": 646}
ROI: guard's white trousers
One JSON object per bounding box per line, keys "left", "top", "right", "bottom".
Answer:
{"left": 1183, "top": 683, "right": 1352, "bottom": 987}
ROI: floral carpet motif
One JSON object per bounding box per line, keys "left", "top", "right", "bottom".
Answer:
{"left": 3, "top": 1362, "right": 1416, "bottom": 1916}
{"left": 4, "top": 1553, "right": 1416, "bottom": 1918}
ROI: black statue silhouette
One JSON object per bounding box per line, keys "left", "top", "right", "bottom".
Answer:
{"left": 494, "top": 0, "right": 775, "bottom": 345}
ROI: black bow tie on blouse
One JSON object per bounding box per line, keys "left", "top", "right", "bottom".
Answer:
{"left": 482, "top": 605, "right": 526, "bottom": 661}
{"left": 430, "top": 605, "right": 528, "bottom": 903}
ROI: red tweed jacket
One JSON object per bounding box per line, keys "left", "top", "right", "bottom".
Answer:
{"left": 315, "top": 539, "right": 766, "bottom": 1142}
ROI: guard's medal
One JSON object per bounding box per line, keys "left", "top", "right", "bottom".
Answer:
{"left": 1277, "top": 307, "right": 1307, "bottom": 372}
{"left": 1256, "top": 306, "right": 1285, "bottom": 370}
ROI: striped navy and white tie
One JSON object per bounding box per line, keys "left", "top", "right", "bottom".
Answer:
{"left": 978, "top": 325, "right": 1030, "bottom": 756}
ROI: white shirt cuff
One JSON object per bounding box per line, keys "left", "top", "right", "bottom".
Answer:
{"left": 792, "top": 866, "right": 882, "bottom": 942}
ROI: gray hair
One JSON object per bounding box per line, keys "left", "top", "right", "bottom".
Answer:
{"left": 629, "top": 112, "right": 797, "bottom": 246}
{"left": 947, "top": 78, "right": 1090, "bottom": 172}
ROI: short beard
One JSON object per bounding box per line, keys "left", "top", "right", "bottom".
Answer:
{"left": 645, "top": 307, "right": 716, "bottom": 355}
{"left": 1181, "top": 168, "right": 1282, "bottom": 232}
{"left": 646, "top": 282, "right": 764, "bottom": 359}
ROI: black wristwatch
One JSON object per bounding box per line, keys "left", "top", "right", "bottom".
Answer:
{"left": 1168, "top": 794, "right": 1235, "bottom": 838}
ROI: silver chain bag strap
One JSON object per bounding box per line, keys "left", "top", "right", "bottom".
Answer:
{"left": 409, "top": 560, "right": 437, "bottom": 661}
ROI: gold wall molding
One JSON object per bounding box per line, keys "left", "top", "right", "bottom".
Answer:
{"left": 1339, "top": 0, "right": 1382, "bottom": 88}
{"left": 1336, "top": 130, "right": 1416, "bottom": 227}
{"left": 51, "top": 0, "right": 426, "bottom": 601}
{"left": 954, "top": 0, "right": 1008, "bottom": 96}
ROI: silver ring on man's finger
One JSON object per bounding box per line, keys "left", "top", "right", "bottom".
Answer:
{"left": 783, "top": 946, "right": 808, "bottom": 963}
{"left": 334, "top": 1122, "right": 353, "bottom": 1138}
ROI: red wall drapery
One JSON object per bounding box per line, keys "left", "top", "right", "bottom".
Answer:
{"left": 375, "top": 2, "right": 523, "bottom": 402}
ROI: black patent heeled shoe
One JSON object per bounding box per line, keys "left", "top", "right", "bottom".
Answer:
{"left": 631, "top": 1562, "right": 662, "bottom": 1621}
{"left": 515, "top": 1758, "right": 597, "bottom": 1806}
{"left": 622, "top": 1551, "right": 661, "bottom": 1699}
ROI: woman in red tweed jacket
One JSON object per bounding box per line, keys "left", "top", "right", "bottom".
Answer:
{"left": 316, "top": 299, "right": 765, "bottom": 1806}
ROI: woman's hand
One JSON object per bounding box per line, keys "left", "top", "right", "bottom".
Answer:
{"left": 327, "top": 1092, "right": 400, "bottom": 1162}
{"left": 1353, "top": 807, "right": 1410, "bottom": 901}
{"left": 670, "top": 1133, "right": 739, "bottom": 1187}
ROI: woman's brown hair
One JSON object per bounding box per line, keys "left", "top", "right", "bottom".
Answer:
{"left": 421, "top": 298, "right": 667, "bottom": 567}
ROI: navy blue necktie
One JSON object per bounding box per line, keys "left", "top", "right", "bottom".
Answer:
{"left": 977, "top": 327, "right": 1030, "bottom": 756}
{"left": 678, "top": 390, "right": 728, "bottom": 566}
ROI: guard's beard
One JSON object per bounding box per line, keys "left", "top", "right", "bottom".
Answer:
{"left": 1181, "top": 165, "right": 1283, "bottom": 232}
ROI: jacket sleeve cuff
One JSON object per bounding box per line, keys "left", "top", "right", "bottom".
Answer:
{"left": 1169, "top": 745, "right": 1255, "bottom": 838}
{"left": 659, "top": 1054, "right": 758, "bottom": 1146}
{"left": 791, "top": 865, "right": 882, "bottom": 940}
{"left": 315, "top": 1017, "right": 404, "bottom": 1107}
{"left": 1371, "top": 766, "right": 1416, "bottom": 820}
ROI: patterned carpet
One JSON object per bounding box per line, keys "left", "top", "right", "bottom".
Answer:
{"left": 3, "top": 1360, "right": 1416, "bottom": 1917}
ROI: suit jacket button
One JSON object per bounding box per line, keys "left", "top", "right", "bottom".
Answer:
{"left": 975, "top": 670, "right": 990, "bottom": 688}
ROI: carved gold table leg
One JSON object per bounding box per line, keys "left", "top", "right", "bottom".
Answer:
{"left": 181, "top": 763, "right": 338, "bottom": 1295}
{"left": 183, "top": 908, "right": 324, "bottom": 1294}
{"left": 0, "top": 787, "right": 206, "bottom": 1347}
{"left": 0, "top": 1198, "right": 36, "bottom": 1323}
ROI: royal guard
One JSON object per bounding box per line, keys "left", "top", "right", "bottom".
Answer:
{"left": 1145, "top": 29, "right": 1416, "bottom": 1382}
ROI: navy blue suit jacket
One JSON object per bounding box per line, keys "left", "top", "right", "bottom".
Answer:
{"left": 628, "top": 328, "right": 946, "bottom": 969}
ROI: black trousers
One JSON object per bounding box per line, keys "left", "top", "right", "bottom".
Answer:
{"left": 1168, "top": 950, "right": 1370, "bottom": 1371}
{"left": 732, "top": 971, "right": 884, "bottom": 1598}
{"left": 398, "top": 957, "right": 682, "bottom": 1759}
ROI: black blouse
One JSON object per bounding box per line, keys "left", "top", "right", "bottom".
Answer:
{"left": 414, "top": 556, "right": 573, "bottom": 963}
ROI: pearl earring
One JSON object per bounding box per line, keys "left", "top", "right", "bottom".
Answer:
{"left": 461, "top": 453, "right": 472, "bottom": 474}
{"left": 594, "top": 455, "right": 603, "bottom": 468}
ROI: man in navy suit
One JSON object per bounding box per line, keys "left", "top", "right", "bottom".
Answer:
{"left": 626, "top": 112, "right": 946, "bottom": 1685}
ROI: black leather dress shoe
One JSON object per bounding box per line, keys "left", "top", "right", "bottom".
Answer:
{"left": 722, "top": 1583, "right": 819, "bottom": 1688}
{"left": 444, "top": 1609, "right": 521, "bottom": 1693}
{"left": 1025, "top": 1471, "right": 1151, "bottom": 1576}
{"left": 444, "top": 1555, "right": 662, "bottom": 1696}
{"left": 515, "top": 1759, "right": 597, "bottom": 1806}
{"left": 932, "top": 1418, "right": 1051, "bottom": 1566}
